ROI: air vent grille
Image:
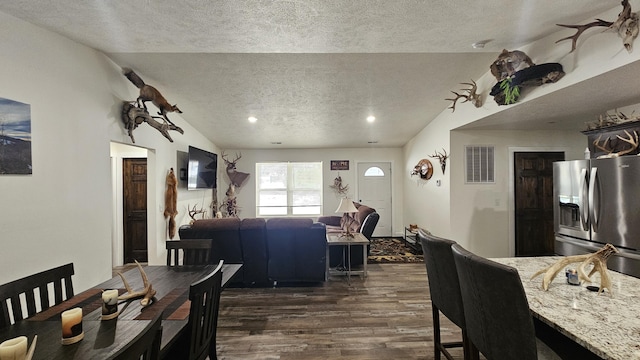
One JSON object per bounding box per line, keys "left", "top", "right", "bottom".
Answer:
{"left": 465, "top": 146, "right": 495, "bottom": 183}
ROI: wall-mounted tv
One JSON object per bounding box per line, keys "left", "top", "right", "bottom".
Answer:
{"left": 187, "top": 146, "right": 217, "bottom": 190}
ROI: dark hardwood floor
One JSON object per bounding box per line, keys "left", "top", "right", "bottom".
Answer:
{"left": 216, "top": 263, "right": 465, "bottom": 360}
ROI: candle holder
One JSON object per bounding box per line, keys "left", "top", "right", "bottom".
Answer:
{"left": 61, "top": 308, "right": 84, "bottom": 345}
{"left": 101, "top": 289, "right": 120, "bottom": 320}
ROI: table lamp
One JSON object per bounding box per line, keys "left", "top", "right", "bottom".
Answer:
{"left": 335, "top": 197, "right": 358, "bottom": 238}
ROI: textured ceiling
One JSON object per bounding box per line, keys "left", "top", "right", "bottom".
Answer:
{"left": 0, "top": 1, "right": 633, "bottom": 149}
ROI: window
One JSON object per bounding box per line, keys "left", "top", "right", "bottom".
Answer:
{"left": 364, "top": 166, "right": 384, "bottom": 176}
{"left": 465, "top": 145, "right": 495, "bottom": 183}
{"left": 256, "top": 162, "right": 323, "bottom": 216}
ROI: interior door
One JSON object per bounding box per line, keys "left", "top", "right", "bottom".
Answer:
{"left": 357, "top": 162, "right": 391, "bottom": 237}
{"left": 123, "top": 158, "right": 148, "bottom": 263}
{"left": 515, "top": 152, "right": 564, "bottom": 256}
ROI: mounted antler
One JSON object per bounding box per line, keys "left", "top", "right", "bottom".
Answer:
{"left": 188, "top": 203, "right": 206, "bottom": 224}
{"left": 221, "top": 151, "right": 250, "bottom": 187}
{"left": 593, "top": 130, "right": 639, "bottom": 158}
{"left": 429, "top": 148, "right": 450, "bottom": 174}
{"left": 531, "top": 243, "right": 618, "bottom": 294}
{"left": 445, "top": 80, "right": 482, "bottom": 112}
{"left": 556, "top": 0, "right": 639, "bottom": 53}
{"left": 117, "top": 261, "right": 156, "bottom": 307}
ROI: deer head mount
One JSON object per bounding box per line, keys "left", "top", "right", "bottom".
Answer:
{"left": 556, "top": 0, "right": 639, "bottom": 53}
{"left": 221, "top": 151, "right": 250, "bottom": 187}
{"left": 411, "top": 159, "right": 433, "bottom": 180}
{"left": 445, "top": 80, "right": 483, "bottom": 112}
{"left": 429, "top": 149, "right": 449, "bottom": 175}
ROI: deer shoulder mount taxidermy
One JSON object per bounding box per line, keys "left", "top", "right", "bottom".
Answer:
{"left": 221, "top": 151, "right": 250, "bottom": 187}
{"left": 429, "top": 149, "right": 449, "bottom": 174}
{"left": 556, "top": 0, "right": 639, "bottom": 53}
{"left": 411, "top": 159, "right": 433, "bottom": 180}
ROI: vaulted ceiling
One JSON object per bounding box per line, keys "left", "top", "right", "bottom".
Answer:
{"left": 2, "top": 1, "right": 637, "bottom": 148}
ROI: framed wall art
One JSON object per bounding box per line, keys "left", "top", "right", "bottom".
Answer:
{"left": 0, "top": 97, "right": 32, "bottom": 174}
{"left": 330, "top": 160, "right": 349, "bottom": 171}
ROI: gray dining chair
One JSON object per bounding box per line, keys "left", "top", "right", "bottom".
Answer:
{"left": 419, "top": 231, "right": 476, "bottom": 360}
{"left": 0, "top": 263, "right": 74, "bottom": 328}
{"left": 113, "top": 311, "right": 163, "bottom": 360}
{"left": 451, "top": 244, "right": 560, "bottom": 360}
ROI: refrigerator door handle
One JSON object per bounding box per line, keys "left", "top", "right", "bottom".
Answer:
{"left": 588, "top": 167, "right": 599, "bottom": 233}
{"left": 579, "top": 168, "right": 589, "bottom": 231}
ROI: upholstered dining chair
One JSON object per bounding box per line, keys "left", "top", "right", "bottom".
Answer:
{"left": 419, "top": 231, "right": 476, "bottom": 360}
{"left": 113, "top": 311, "right": 163, "bottom": 360}
{"left": 166, "top": 239, "right": 213, "bottom": 267}
{"left": 0, "top": 263, "right": 74, "bottom": 328}
{"left": 451, "top": 244, "right": 561, "bottom": 360}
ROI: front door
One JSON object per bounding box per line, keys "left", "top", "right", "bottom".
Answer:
{"left": 357, "top": 162, "right": 392, "bottom": 237}
{"left": 514, "top": 152, "right": 564, "bottom": 256}
{"left": 123, "top": 158, "right": 148, "bottom": 263}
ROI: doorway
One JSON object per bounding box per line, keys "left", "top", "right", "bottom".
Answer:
{"left": 514, "top": 152, "right": 564, "bottom": 256}
{"left": 123, "top": 158, "right": 148, "bottom": 263}
{"left": 357, "top": 162, "right": 391, "bottom": 237}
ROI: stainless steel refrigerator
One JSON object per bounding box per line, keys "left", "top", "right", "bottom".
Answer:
{"left": 553, "top": 156, "right": 640, "bottom": 278}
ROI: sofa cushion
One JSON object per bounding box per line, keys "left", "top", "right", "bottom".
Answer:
{"left": 191, "top": 217, "right": 240, "bottom": 231}
{"left": 266, "top": 218, "right": 313, "bottom": 229}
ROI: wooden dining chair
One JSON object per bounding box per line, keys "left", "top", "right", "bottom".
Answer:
{"left": 166, "top": 239, "right": 213, "bottom": 267}
{"left": 164, "top": 260, "right": 224, "bottom": 360}
{"left": 451, "top": 244, "right": 560, "bottom": 360}
{"left": 113, "top": 311, "right": 163, "bottom": 360}
{"left": 0, "top": 263, "right": 74, "bottom": 328}
{"left": 419, "top": 231, "right": 477, "bottom": 360}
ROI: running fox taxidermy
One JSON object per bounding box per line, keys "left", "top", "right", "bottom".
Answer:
{"left": 122, "top": 67, "right": 182, "bottom": 120}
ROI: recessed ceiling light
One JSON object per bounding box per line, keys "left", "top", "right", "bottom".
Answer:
{"left": 248, "top": 116, "right": 257, "bottom": 123}
{"left": 367, "top": 116, "right": 376, "bottom": 123}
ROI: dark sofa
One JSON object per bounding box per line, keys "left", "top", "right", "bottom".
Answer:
{"left": 178, "top": 217, "right": 327, "bottom": 286}
{"left": 318, "top": 202, "right": 379, "bottom": 267}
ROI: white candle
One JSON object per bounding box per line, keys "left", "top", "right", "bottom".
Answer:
{"left": 102, "top": 289, "right": 119, "bottom": 305}
{"left": 0, "top": 336, "right": 27, "bottom": 360}
{"left": 61, "top": 307, "right": 83, "bottom": 339}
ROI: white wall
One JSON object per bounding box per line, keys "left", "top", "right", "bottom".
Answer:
{"left": 220, "top": 148, "right": 404, "bottom": 236}
{"left": 0, "top": 11, "right": 218, "bottom": 291}
{"left": 403, "top": 5, "right": 640, "bottom": 257}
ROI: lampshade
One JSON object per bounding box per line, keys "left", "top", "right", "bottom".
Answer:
{"left": 335, "top": 198, "right": 358, "bottom": 213}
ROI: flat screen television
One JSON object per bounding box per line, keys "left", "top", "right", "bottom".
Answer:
{"left": 187, "top": 146, "right": 217, "bottom": 190}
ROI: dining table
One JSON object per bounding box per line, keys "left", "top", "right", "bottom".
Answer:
{"left": 493, "top": 256, "right": 640, "bottom": 360}
{"left": 0, "top": 263, "right": 242, "bottom": 359}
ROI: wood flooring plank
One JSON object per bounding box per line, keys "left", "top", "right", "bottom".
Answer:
{"left": 216, "top": 263, "right": 466, "bottom": 360}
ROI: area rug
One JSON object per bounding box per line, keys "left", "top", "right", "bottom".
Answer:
{"left": 368, "top": 238, "right": 424, "bottom": 264}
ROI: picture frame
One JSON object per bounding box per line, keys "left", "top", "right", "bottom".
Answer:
{"left": 330, "top": 160, "right": 349, "bottom": 171}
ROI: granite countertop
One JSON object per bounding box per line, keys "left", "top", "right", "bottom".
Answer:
{"left": 493, "top": 256, "right": 640, "bottom": 360}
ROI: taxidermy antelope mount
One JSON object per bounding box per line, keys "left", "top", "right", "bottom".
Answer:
{"left": 531, "top": 243, "right": 618, "bottom": 295}
{"left": 445, "top": 80, "right": 483, "bottom": 112}
{"left": 429, "top": 149, "right": 449, "bottom": 174}
{"left": 411, "top": 159, "right": 434, "bottom": 180}
{"left": 221, "top": 151, "right": 250, "bottom": 187}
{"left": 556, "top": 0, "right": 639, "bottom": 53}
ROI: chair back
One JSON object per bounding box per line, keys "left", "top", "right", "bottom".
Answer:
{"left": 187, "top": 260, "right": 224, "bottom": 360}
{"left": 359, "top": 212, "right": 380, "bottom": 240}
{"left": 113, "top": 312, "right": 163, "bottom": 360}
{"left": 419, "top": 231, "right": 465, "bottom": 328}
{"left": 166, "top": 239, "right": 213, "bottom": 267}
{"left": 452, "top": 244, "right": 538, "bottom": 360}
{"left": 0, "top": 263, "right": 74, "bottom": 328}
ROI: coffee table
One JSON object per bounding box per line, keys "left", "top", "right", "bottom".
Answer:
{"left": 326, "top": 232, "right": 369, "bottom": 284}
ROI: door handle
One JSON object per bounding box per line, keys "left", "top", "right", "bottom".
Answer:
{"left": 588, "top": 167, "right": 599, "bottom": 232}
{"left": 579, "top": 168, "right": 589, "bottom": 231}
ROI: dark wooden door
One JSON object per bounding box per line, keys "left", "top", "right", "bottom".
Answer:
{"left": 123, "top": 158, "right": 148, "bottom": 263}
{"left": 515, "top": 152, "right": 564, "bottom": 256}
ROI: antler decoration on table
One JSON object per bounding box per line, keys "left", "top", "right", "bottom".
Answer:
{"left": 445, "top": 80, "right": 482, "bottom": 112}
{"left": 556, "top": 0, "right": 639, "bottom": 53}
{"left": 531, "top": 243, "right": 619, "bottom": 294}
{"left": 117, "top": 261, "right": 157, "bottom": 307}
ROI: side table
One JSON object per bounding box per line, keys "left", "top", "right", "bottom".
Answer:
{"left": 326, "top": 232, "right": 369, "bottom": 284}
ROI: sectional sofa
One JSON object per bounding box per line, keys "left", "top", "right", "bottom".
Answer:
{"left": 178, "top": 217, "right": 327, "bottom": 286}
